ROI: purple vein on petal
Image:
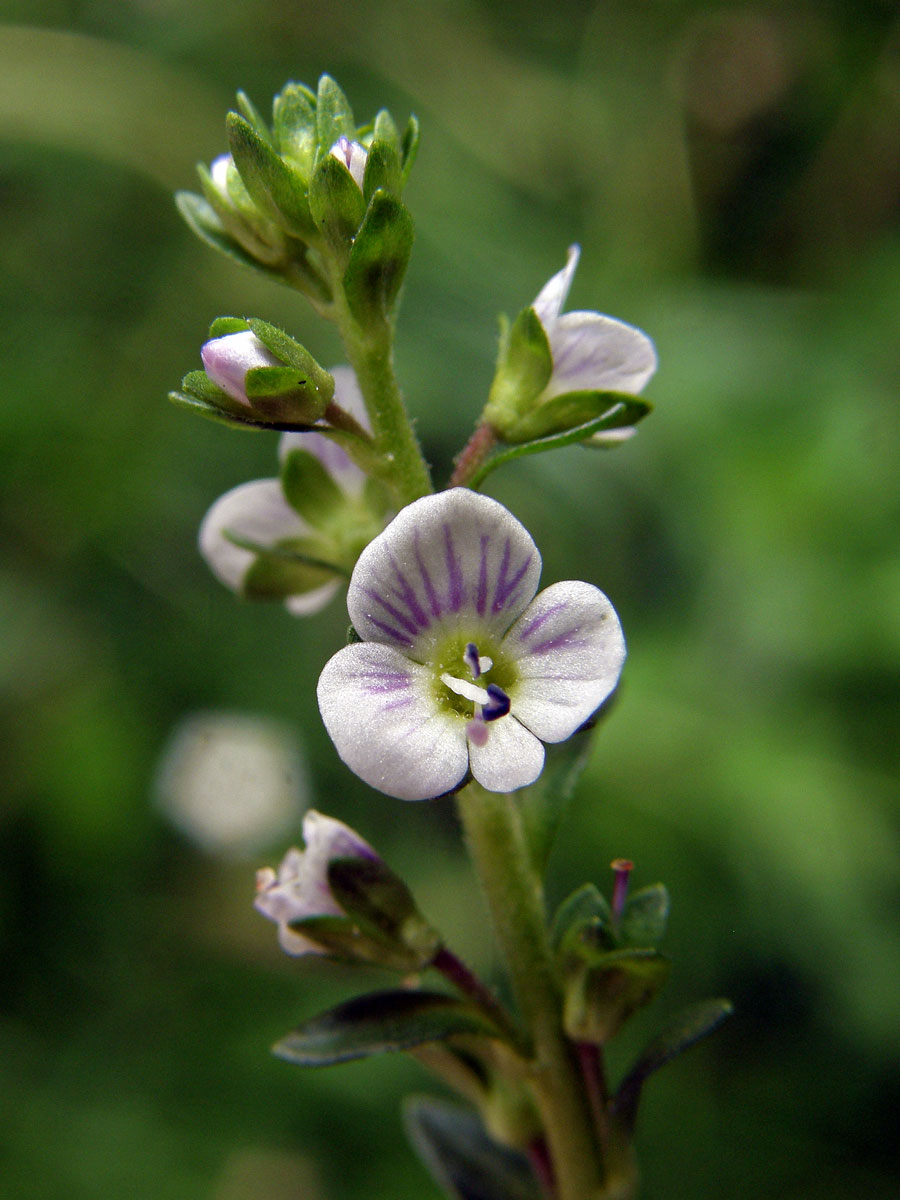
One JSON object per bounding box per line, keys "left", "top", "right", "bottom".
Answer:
{"left": 364, "top": 615, "right": 414, "bottom": 646}
{"left": 492, "top": 538, "right": 533, "bottom": 614}
{"left": 387, "top": 553, "right": 430, "bottom": 630}
{"left": 527, "top": 629, "right": 589, "bottom": 655}
{"left": 356, "top": 670, "right": 412, "bottom": 694}
{"left": 444, "top": 523, "right": 464, "bottom": 613}
{"left": 364, "top": 588, "right": 421, "bottom": 637}
{"left": 476, "top": 535, "right": 489, "bottom": 616}
{"left": 414, "top": 529, "right": 442, "bottom": 619}
{"left": 514, "top": 602, "right": 567, "bottom": 643}
{"left": 381, "top": 695, "right": 416, "bottom": 712}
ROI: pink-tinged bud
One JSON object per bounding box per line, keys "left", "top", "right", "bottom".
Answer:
{"left": 329, "top": 135, "right": 368, "bottom": 190}
{"left": 200, "top": 330, "right": 280, "bottom": 406}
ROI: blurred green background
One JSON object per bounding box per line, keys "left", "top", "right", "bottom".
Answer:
{"left": 2, "top": 2, "right": 899, "bottom": 1197}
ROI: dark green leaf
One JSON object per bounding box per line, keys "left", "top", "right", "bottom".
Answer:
{"left": 519, "top": 720, "right": 597, "bottom": 873}
{"left": 404, "top": 1098, "right": 540, "bottom": 1200}
{"left": 621, "top": 884, "right": 670, "bottom": 947}
{"left": 227, "top": 113, "right": 317, "bottom": 239}
{"left": 613, "top": 999, "right": 734, "bottom": 1132}
{"left": 315, "top": 74, "right": 357, "bottom": 155}
{"left": 400, "top": 115, "right": 420, "bottom": 181}
{"left": 551, "top": 883, "right": 612, "bottom": 955}
{"left": 468, "top": 396, "right": 653, "bottom": 489}
{"left": 308, "top": 153, "right": 367, "bottom": 254}
{"left": 343, "top": 191, "right": 414, "bottom": 326}
{"left": 328, "top": 857, "right": 442, "bottom": 966}
{"left": 273, "top": 990, "right": 503, "bottom": 1066}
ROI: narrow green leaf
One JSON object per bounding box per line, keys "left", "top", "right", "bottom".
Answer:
{"left": 404, "top": 1098, "right": 540, "bottom": 1200}
{"left": 167, "top": 390, "right": 265, "bottom": 431}
{"left": 343, "top": 191, "right": 414, "bottom": 326}
{"left": 613, "top": 999, "right": 734, "bottom": 1131}
{"left": 400, "top": 115, "right": 420, "bottom": 181}
{"left": 519, "top": 719, "right": 597, "bottom": 873}
{"left": 227, "top": 113, "right": 317, "bottom": 239}
{"left": 621, "top": 883, "right": 670, "bottom": 947}
{"left": 551, "top": 883, "right": 612, "bottom": 954}
{"left": 175, "top": 191, "right": 280, "bottom": 277}
{"left": 273, "top": 990, "right": 502, "bottom": 1067}
{"left": 468, "top": 396, "right": 653, "bottom": 490}
{"left": 373, "top": 108, "right": 400, "bottom": 152}
{"left": 315, "top": 74, "right": 357, "bottom": 154}
{"left": 308, "top": 153, "right": 367, "bottom": 253}
{"left": 235, "top": 90, "right": 273, "bottom": 143}
{"left": 280, "top": 447, "right": 346, "bottom": 525}
{"left": 363, "top": 138, "right": 403, "bottom": 201}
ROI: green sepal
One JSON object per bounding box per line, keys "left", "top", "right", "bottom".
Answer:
{"left": 364, "top": 137, "right": 402, "bottom": 201}
{"left": 373, "top": 108, "right": 400, "bottom": 153}
{"left": 170, "top": 368, "right": 265, "bottom": 424}
{"left": 208, "top": 316, "right": 250, "bottom": 338}
{"left": 309, "top": 153, "right": 368, "bottom": 254}
{"left": 273, "top": 82, "right": 318, "bottom": 172}
{"left": 242, "top": 544, "right": 337, "bottom": 600}
{"left": 519, "top": 720, "right": 597, "bottom": 873}
{"left": 466, "top": 397, "right": 653, "bottom": 490}
{"left": 404, "top": 1098, "right": 541, "bottom": 1200}
{"left": 505, "top": 391, "right": 651, "bottom": 443}
{"left": 175, "top": 192, "right": 286, "bottom": 279}
{"left": 243, "top": 367, "right": 330, "bottom": 424}
{"left": 167, "top": 388, "right": 263, "bottom": 430}
{"left": 483, "top": 308, "right": 553, "bottom": 434}
{"left": 551, "top": 883, "right": 613, "bottom": 956}
{"left": 400, "top": 115, "right": 420, "bottom": 183}
{"left": 563, "top": 948, "right": 670, "bottom": 1044}
{"left": 612, "top": 998, "right": 734, "bottom": 1132}
{"left": 273, "top": 990, "right": 505, "bottom": 1067}
{"left": 246, "top": 318, "right": 332, "bottom": 391}
{"left": 227, "top": 112, "right": 317, "bottom": 240}
{"left": 620, "top": 883, "right": 669, "bottom": 947}
{"left": 280, "top": 447, "right": 346, "bottom": 527}
{"left": 328, "top": 856, "right": 443, "bottom": 968}
{"left": 235, "top": 90, "right": 274, "bottom": 145}
{"left": 315, "top": 74, "right": 357, "bottom": 156}
{"left": 343, "top": 191, "right": 414, "bottom": 326}
{"left": 195, "top": 161, "right": 289, "bottom": 265}
{"left": 281, "top": 913, "right": 416, "bottom": 967}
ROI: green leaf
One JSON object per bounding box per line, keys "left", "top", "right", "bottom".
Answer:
{"left": 280, "top": 447, "right": 346, "bottom": 526}
{"left": 467, "top": 396, "right": 653, "bottom": 489}
{"left": 315, "top": 74, "right": 357, "bottom": 155}
{"left": 245, "top": 318, "right": 333, "bottom": 395}
{"left": 563, "top": 948, "right": 671, "bottom": 1044}
{"left": 273, "top": 82, "right": 317, "bottom": 171}
{"left": 363, "top": 137, "right": 403, "bottom": 201}
{"left": 176, "top": 369, "right": 259, "bottom": 420}
{"left": 373, "top": 108, "right": 400, "bottom": 152}
{"left": 613, "top": 999, "right": 734, "bottom": 1132}
{"left": 519, "top": 720, "right": 598, "bottom": 873}
{"left": 621, "top": 883, "right": 669, "bottom": 947}
{"left": 207, "top": 316, "right": 249, "bottom": 338}
{"left": 308, "top": 153, "right": 367, "bottom": 254}
{"left": 167, "top": 389, "right": 260, "bottom": 430}
{"left": 175, "top": 191, "right": 282, "bottom": 279}
{"left": 227, "top": 113, "right": 317, "bottom": 240}
{"left": 551, "top": 883, "right": 612, "bottom": 955}
{"left": 273, "top": 990, "right": 503, "bottom": 1067}
{"left": 483, "top": 307, "right": 553, "bottom": 434}
{"left": 404, "top": 1098, "right": 540, "bottom": 1200}
{"left": 400, "top": 115, "right": 420, "bottom": 182}
{"left": 343, "top": 191, "right": 415, "bottom": 326}
{"left": 235, "top": 90, "right": 273, "bottom": 144}
{"left": 506, "top": 391, "right": 651, "bottom": 442}
{"left": 328, "top": 856, "right": 442, "bottom": 966}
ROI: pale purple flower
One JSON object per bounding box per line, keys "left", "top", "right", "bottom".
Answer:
{"left": 254, "top": 811, "right": 378, "bottom": 955}
{"left": 198, "top": 367, "right": 372, "bottom": 616}
{"left": 317, "top": 489, "right": 626, "bottom": 801}
{"left": 329, "top": 136, "right": 368, "bottom": 190}
{"left": 532, "top": 245, "right": 657, "bottom": 402}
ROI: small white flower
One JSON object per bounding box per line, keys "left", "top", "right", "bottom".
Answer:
{"left": 198, "top": 367, "right": 373, "bottom": 616}
{"left": 201, "top": 330, "right": 281, "bottom": 408}
{"left": 254, "top": 812, "right": 378, "bottom": 955}
{"left": 317, "top": 489, "right": 626, "bottom": 801}
{"left": 329, "top": 135, "right": 368, "bottom": 191}
{"left": 532, "top": 245, "right": 657, "bottom": 402}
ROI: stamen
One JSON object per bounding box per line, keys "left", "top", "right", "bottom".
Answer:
{"left": 464, "top": 642, "right": 481, "bottom": 679}
{"left": 482, "top": 684, "right": 511, "bottom": 722}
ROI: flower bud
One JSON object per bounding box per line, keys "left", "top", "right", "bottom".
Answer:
{"left": 329, "top": 136, "right": 368, "bottom": 191}
{"left": 201, "top": 330, "right": 279, "bottom": 407}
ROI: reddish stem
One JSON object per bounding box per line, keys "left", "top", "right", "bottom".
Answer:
{"left": 450, "top": 422, "right": 497, "bottom": 487}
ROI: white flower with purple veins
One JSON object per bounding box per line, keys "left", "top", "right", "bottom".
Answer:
{"left": 533, "top": 245, "right": 657, "bottom": 402}
{"left": 317, "top": 489, "right": 626, "bottom": 801}
{"left": 254, "top": 811, "right": 378, "bottom": 955}
{"left": 199, "top": 365, "right": 378, "bottom": 616}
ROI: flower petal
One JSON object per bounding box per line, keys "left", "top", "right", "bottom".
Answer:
{"left": 317, "top": 642, "right": 469, "bottom": 800}
{"left": 532, "top": 244, "right": 580, "bottom": 326}
{"left": 198, "top": 478, "right": 309, "bottom": 592}
{"left": 201, "top": 330, "right": 280, "bottom": 405}
{"left": 505, "top": 580, "right": 626, "bottom": 742}
{"left": 284, "top": 581, "right": 341, "bottom": 617}
{"left": 543, "top": 312, "right": 657, "bottom": 400}
{"left": 467, "top": 715, "right": 545, "bottom": 792}
{"left": 347, "top": 489, "right": 542, "bottom": 658}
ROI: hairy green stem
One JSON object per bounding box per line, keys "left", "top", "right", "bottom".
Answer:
{"left": 456, "top": 783, "right": 605, "bottom": 1200}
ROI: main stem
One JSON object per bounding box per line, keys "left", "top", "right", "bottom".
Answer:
{"left": 332, "top": 290, "right": 432, "bottom": 504}
{"left": 456, "top": 783, "right": 605, "bottom": 1200}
